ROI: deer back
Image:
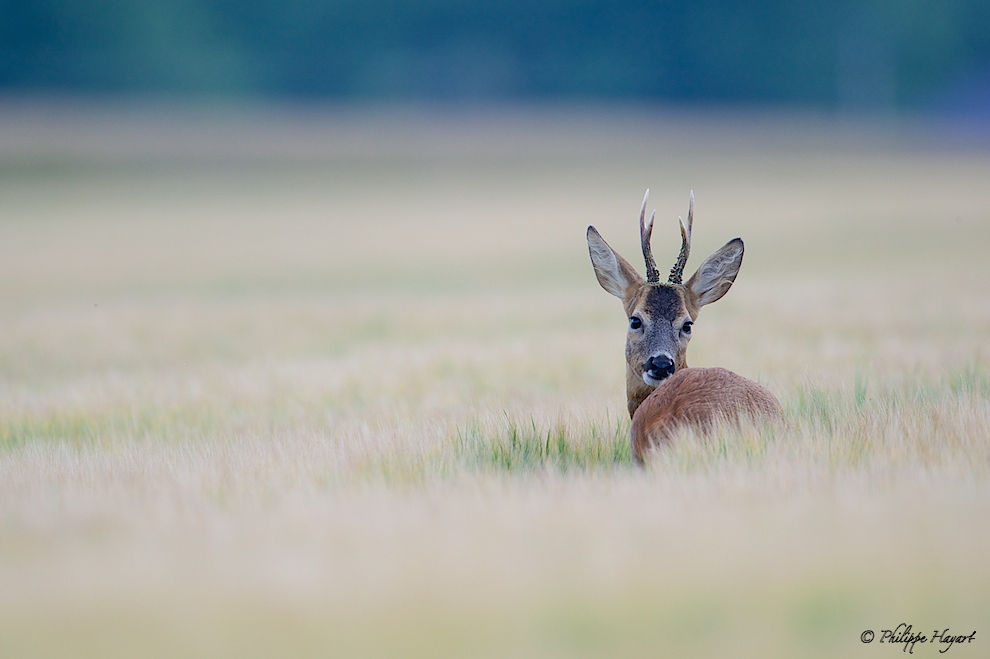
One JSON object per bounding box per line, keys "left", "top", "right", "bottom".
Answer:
{"left": 630, "top": 367, "right": 783, "bottom": 462}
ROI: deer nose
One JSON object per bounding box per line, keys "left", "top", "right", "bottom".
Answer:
{"left": 643, "top": 355, "right": 676, "bottom": 381}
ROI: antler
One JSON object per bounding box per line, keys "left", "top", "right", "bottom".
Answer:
{"left": 668, "top": 190, "right": 694, "bottom": 285}
{"left": 639, "top": 189, "right": 659, "bottom": 283}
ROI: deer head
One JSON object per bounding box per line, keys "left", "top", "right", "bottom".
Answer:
{"left": 587, "top": 190, "right": 745, "bottom": 418}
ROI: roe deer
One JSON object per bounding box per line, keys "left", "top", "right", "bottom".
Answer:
{"left": 587, "top": 190, "right": 782, "bottom": 463}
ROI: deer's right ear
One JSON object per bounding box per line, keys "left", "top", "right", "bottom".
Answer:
{"left": 587, "top": 226, "right": 643, "bottom": 299}
{"left": 685, "top": 237, "right": 744, "bottom": 308}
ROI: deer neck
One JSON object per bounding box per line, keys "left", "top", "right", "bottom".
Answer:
{"left": 625, "top": 365, "right": 654, "bottom": 418}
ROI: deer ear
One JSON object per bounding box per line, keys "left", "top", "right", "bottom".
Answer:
{"left": 587, "top": 226, "right": 643, "bottom": 299}
{"left": 685, "top": 238, "right": 744, "bottom": 308}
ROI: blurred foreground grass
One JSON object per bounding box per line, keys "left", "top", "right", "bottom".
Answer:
{"left": 1, "top": 106, "right": 989, "bottom": 658}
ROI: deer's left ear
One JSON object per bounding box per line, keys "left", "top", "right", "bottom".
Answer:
{"left": 587, "top": 226, "right": 643, "bottom": 299}
{"left": 685, "top": 238, "right": 744, "bottom": 308}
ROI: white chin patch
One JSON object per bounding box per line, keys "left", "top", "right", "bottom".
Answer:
{"left": 643, "top": 373, "right": 667, "bottom": 387}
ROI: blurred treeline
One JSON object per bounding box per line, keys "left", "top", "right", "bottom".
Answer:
{"left": 1, "top": 0, "right": 988, "bottom": 110}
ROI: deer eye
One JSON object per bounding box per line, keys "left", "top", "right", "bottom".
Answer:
{"left": 681, "top": 320, "right": 693, "bottom": 335}
{"left": 629, "top": 316, "right": 643, "bottom": 330}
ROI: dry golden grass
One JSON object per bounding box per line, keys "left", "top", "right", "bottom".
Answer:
{"left": 1, "top": 106, "right": 989, "bottom": 658}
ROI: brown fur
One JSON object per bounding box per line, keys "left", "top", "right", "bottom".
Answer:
{"left": 630, "top": 367, "right": 783, "bottom": 462}
{"left": 587, "top": 192, "right": 783, "bottom": 464}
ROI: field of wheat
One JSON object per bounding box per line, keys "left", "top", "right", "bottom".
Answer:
{"left": 1, "top": 105, "right": 988, "bottom": 658}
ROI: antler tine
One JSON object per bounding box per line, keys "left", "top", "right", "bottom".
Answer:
{"left": 639, "top": 189, "right": 660, "bottom": 283}
{"left": 668, "top": 190, "right": 694, "bottom": 285}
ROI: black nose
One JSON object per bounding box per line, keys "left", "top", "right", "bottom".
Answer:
{"left": 644, "top": 355, "right": 675, "bottom": 381}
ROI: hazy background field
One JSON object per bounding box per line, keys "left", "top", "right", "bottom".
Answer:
{"left": 1, "top": 106, "right": 989, "bottom": 658}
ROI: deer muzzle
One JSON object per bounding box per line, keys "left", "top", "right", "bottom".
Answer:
{"left": 642, "top": 354, "right": 676, "bottom": 385}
